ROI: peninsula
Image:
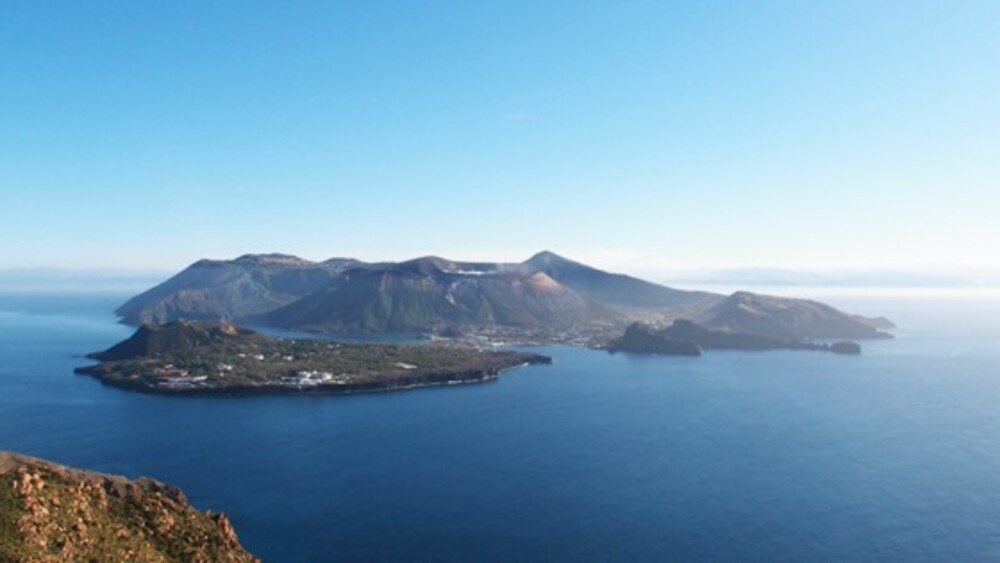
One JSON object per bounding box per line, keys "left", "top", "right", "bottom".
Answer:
{"left": 75, "top": 320, "right": 551, "bottom": 396}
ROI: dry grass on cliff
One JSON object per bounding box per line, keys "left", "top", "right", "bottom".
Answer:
{"left": 0, "top": 452, "right": 257, "bottom": 563}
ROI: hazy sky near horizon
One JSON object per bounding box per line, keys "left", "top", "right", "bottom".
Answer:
{"left": 2, "top": 1, "right": 998, "bottom": 275}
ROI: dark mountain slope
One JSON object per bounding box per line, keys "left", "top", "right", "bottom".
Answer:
{"left": 91, "top": 320, "right": 265, "bottom": 361}
{"left": 116, "top": 254, "right": 362, "bottom": 324}
{"left": 523, "top": 251, "right": 721, "bottom": 310}
{"left": 264, "top": 257, "right": 617, "bottom": 332}
{"left": 606, "top": 323, "right": 703, "bottom": 356}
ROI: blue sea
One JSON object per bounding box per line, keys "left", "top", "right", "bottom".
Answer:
{"left": 2, "top": 292, "right": 1000, "bottom": 562}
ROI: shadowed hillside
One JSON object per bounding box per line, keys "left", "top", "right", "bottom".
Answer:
{"left": 90, "top": 320, "right": 266, "bottom": 362}
{"left": 116, "top": 254, "right": 361, "bottom": 325}
{"left": 262, "top": 256, "right": 619, "bottom": 332}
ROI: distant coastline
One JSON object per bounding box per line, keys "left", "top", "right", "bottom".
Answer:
{"left": 77, "top": 361, "right": 545, "bottom": 397}
{"left": 658, "top": 284, "right": 1000, "bottom": 301}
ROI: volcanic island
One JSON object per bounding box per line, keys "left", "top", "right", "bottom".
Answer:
{"left": 75, "top": 320, "right": 550, "bottom": 396}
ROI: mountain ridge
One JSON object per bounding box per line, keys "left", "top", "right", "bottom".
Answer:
{"left": 117, "top": 251, "right": 891, "bottom": 343}
{"left": 693, "top": 291, "right": 893, "bottom": 341}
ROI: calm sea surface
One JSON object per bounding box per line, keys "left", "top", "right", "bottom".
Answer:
{"left": 2, "top": 292, "right": 1000, "bottom": 562}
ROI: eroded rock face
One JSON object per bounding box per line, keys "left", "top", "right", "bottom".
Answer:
{"left": 0, "top": 452, "right": 258, "bottom": 563}
{"left": 607, "top": 323, "right": 703, "bottom": 356}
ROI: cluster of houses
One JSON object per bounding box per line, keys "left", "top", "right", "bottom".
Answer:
{"left": 145, "top": 362, "right": 357, "bottom": 389}
{"left": 281, "top": 370, "right": 352, "bottom": 386}
{"left": 152, "top": 365, "right": 208, "bottom": 388}
{"left": 236, "top": 353, "right": 267, "bottom": 361}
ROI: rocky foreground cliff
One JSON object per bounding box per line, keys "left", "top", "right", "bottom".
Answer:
{"left": 0, "top": 452, "right": 257, "bottom": 562}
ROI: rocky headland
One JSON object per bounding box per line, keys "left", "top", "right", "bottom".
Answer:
{"left": 0, "top": 451, "right": 257, "bottom": 562}
{"left": 608, "top": 320, "right": 866, "bottom": 357}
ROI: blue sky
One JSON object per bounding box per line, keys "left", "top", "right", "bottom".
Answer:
{"left": 2, "top": 1, "right": 997, "bottom": 275}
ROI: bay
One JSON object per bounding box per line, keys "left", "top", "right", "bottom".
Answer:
{"left": 2, "top": 292, "right": 999, "bottom": 561}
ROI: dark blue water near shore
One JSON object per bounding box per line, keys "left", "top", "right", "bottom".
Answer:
{"left": 3, "top": 292, "right": 1000, "bottom": 561}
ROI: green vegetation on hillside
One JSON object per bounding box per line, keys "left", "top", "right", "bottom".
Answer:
{"left": 77, "top": 321, "right": 549, "bottom": 394}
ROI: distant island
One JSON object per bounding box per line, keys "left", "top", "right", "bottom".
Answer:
{"left": 607, "top": 320, "right": 864, "bottom": 357}
{"left": 114, "top": 251, "right": 894, "bottom": 349}
{"left": 75, "top": 320, "right": 550, "bottom": 396}
{"left": 0, "top": 451, "right": 257, "bottom": 562}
